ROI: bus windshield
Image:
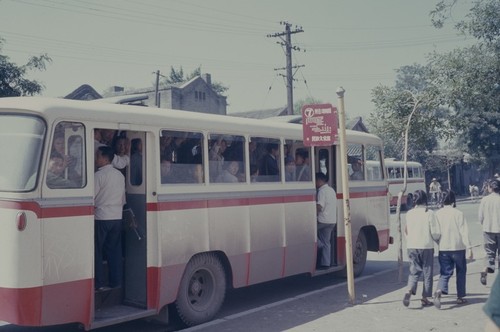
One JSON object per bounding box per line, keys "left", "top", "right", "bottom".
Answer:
{"left": 0, "top": 114, "right": 45, "bottom": 192}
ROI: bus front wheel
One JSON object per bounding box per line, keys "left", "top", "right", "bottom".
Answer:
{"left": 352, "top": 231, "right": 368, "bottom": 277}
{"left": 175, "top": 253, "right": 226, "bottom": 326}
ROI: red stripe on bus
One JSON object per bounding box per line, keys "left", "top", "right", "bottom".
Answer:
{"left": 149, "top": 195, "right": 315, "bottom": 211}
{"left": 0, "top": 278, "right": 92, "bottom": 328}
{"left": 0, "top": 200, "right": 93, "bottom": 219}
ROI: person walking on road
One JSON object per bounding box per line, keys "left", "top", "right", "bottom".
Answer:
{"left": 478, "top": 178, "right": 500, "bottom": 286}
{"left": 403, "top": 190, "right": 441, "bottom": 307}
{"left": 433, "top": 190, "right": 473, "bottom": 309}
{"left": 484, "top": 274, "right": 500, "bottom": 331}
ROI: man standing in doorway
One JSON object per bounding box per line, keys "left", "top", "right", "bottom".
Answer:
{"left": 316, "top": 172, "right": 337, "bottom": 269}
{"left": 94, "top": 146, "right": 126, "bottom": 290}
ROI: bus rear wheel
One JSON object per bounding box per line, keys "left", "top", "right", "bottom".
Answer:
{"left": 175, "top": 253, "right": 226, "bottom": 327}
{"left": 352, "top": 231, "right": 367, "bottom": 277}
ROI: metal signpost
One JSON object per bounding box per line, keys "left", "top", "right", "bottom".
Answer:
{"left": 301, "top": 99, "right": 355, "bottom": 303}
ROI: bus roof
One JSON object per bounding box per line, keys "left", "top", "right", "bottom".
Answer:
{"left": 0, "top": 97, "right": 382, "bottom": 143}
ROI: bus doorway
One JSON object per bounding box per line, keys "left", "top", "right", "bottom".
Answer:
{"left": 315, "top": 146, "right": 338, "bottom": 267}
{"left": 93, "top": 129, "right": 148, "bottom": 321}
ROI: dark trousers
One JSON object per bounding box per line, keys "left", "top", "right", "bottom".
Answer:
{"left": 407, "top": 248, "right": 434, "bottom": 298}
{"left": 437, "top": 250, "right": 467, "bottom": 298}
{"left": 95, "top": 219, "right": 123, "bottom": 289}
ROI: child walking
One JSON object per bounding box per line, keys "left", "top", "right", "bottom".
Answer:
{"left": 433, "top": 190, "right": 473, "bottom": 308}
{"left": 403, "top": 190, "right": 441, "bottom": 307}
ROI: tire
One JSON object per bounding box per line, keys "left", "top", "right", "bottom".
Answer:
{"left": 175, "top": 253, "right": 226, "bottom": 326}
{"left": 352, "top": 231, "right": 368, "bottom": 277}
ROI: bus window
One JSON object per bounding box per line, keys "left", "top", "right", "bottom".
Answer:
{"left": 250, "top": 137, "right": 280, "bottom": 182}
{"left": 366, "top": 145, "right": 383, "bottom": 181}
{"left": 347, "top": 144, "right": 364, "bottom": 181}
{"left": 209, "top": 134, "right": 245, "bottom": 183}
{"left": 47, "top": 122, "right": 86, "bottom": 189}
{"left": 284, "top": 140, "right": 311, "bottom": 183}
{"left": 160, "top": 130, "right": 204, "bottom": 184}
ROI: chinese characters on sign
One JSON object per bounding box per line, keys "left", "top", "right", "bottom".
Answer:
{"left": 301, "top": 103, "right": 338, "bottom": 146}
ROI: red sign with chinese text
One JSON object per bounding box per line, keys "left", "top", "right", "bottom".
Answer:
{"left": 301, "top": 103, "right": 338, "bottom": 146}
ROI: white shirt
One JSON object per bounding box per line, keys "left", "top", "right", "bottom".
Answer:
{"left": 94, "top": 164, "right": 126, "bottom": 220}
{"left": 317, "top": 184, "right": 337, "bottom": 224}
{"left": 436, "top": 205, "right": 471, "bottom": 251}
{"left": 479, "top": 192, "right": 500, "bottom": 233}
{"left": 405, "top": 206, "right": 440, "bottom": 249}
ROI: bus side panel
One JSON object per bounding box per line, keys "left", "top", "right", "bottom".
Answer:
{"left": 208, "top": 204, "right": 250, "bottom": 288}
{"left": 283, "top": 200, "right": 316, "bottom": 276}
{"left": 40, "top": 215, "right": 93, "bottom": 326}
{"left": 157, "top": 208, "right": 209, "bottom": 304}
{"left": 0, "top": 205, "right": 43, "bottom": 326}
{"left": 248, "top": 202, "right": 285, "bottom": 285}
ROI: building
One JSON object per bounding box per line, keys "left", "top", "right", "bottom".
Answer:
{"left": 65, "top": 73, "right": 227, "bottom": 115}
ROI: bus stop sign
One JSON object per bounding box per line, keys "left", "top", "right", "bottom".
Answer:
{"left": 301, "top": 103, "right": 338, "bottom": 146}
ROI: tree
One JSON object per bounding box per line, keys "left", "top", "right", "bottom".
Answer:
{"left": 429, "top": 0, "right": 500, "bottom": 173}
{"left": 0, "top": 38, "right": 51, "bottom": 97}
{"left": 163, "top": 66, "right": 228, "bottom": 95}
{"left": 368, "top": 64, "right": 450, "bottom": 163}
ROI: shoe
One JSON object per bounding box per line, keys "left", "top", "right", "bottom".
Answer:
{"left": 481, "top": 272, "right": 487, "bottom": 285}
{"left": 433, "top": 290, "right": 442, "bottom": 309}
{"left": 421, "top": 298, "right": 433, "bottom": 307}
{"left": 457, "top": 298, "right": 467, "bottom": 305}
{"left": 403, "top": 292, "right": 411, "bottom": 307}
{"left": 317, "top": 265, "right": 329, "bottom": 270}
{"left": 96, "top": 286, "right": 111, "bottom": 292}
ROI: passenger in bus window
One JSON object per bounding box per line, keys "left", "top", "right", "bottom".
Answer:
{"left": 46, "top": 152, "right": 75, "bottom": 189}
{"left": 94, "top": 146, "right": 126, "bottom": 291}
{"left": 130, "top": 139, "right": 142, "bottom": 185}
{"left": 209, "top": 137, "right": 226, "bottom": 181}
{"left": 285, "top": 156, "right": 296, "bottom": 181}
{"left": 216, "top": 160, "right": 239, "bottom": 183}
{"left": 249, "top": 141, "right": 259, "bottom": 166}
{"left": 316, "top": 172, "right": 337, "bottom": 269}
{"left": 259, "top": 143, "right": 279, "bottom": 181}
{"left": 250, "top": 164, "right": 259, "bottom": 183}
{"left": 190, "top": 163, "right": 204, "bottom": 184}
{"left": 160, "top": 155, "right": 174, "bottom": 184}
{"left": 350, "top": 158, "right": 364, "bottom": 181}
{"left": 295, "top": 149, "right": 311, "bottom": 181}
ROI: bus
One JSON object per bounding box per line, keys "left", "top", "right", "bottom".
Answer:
{"left": 0, "top": 97, "right": 391, "bottom": 330}
{"left": 385, "top": 158, "right": 426, "bottom": 210}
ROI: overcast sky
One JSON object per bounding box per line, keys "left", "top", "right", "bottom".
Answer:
{"left": 0, "top": 0, "right": 473, "bottom": 118}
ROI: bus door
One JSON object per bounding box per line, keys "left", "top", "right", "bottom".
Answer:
{"left": 315, "top": 146, "right": 338, "bottom": 266}
{"left": 123, "top": 131, "right": 147, "bottom": 308}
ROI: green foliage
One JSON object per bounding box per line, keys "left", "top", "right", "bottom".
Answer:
{"left": 0, "top": 38, "right": 51, "bottom": 97}
{"left": 368, "top": 64, "right": 450, "bottom": 163}
{"left": 373, "top": 0, "right": 500, "bottom": 173}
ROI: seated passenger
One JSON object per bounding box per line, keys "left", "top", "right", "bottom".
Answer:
{"left": 46, "top": 153, "right": 76, "bottom": 189}
{"left": 350, "top": 159, "right": 364, "bottom": 180}
{"left": 295, "top": 150, "right": 311, "bottom": 181}
{"left": 160, "top": 156, "right": 174, "bottom": 184}
{"left": 285, "top": 156, "right": 296, "bottom": 181}
{"left": 216, "top": 160, "right": 239, "bottom": 183}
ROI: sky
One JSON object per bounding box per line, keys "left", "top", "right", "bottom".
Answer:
{"left": 0, "top": 0, "right": 474, "bottom": 119}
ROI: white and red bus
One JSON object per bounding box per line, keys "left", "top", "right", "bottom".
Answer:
{"left": 0, "top": 97, "right": 391, "bottom": 330}
{"left": 385, "top": 158, "right": 426, "bottom": 210}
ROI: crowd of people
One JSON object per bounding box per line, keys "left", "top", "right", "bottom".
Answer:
{"left": 400, "top": 177, "right": 500, "bottom": 331}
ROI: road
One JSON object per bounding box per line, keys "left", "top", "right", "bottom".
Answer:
{"left": 0, "top": 199, "right": 484, "bottom": 332}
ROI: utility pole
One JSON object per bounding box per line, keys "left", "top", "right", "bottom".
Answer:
{"left": 267, "top": 21, "right": 304, "bottom": 115}
{"left": 154, "top": 70, "right": 160, "bottom": 108}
